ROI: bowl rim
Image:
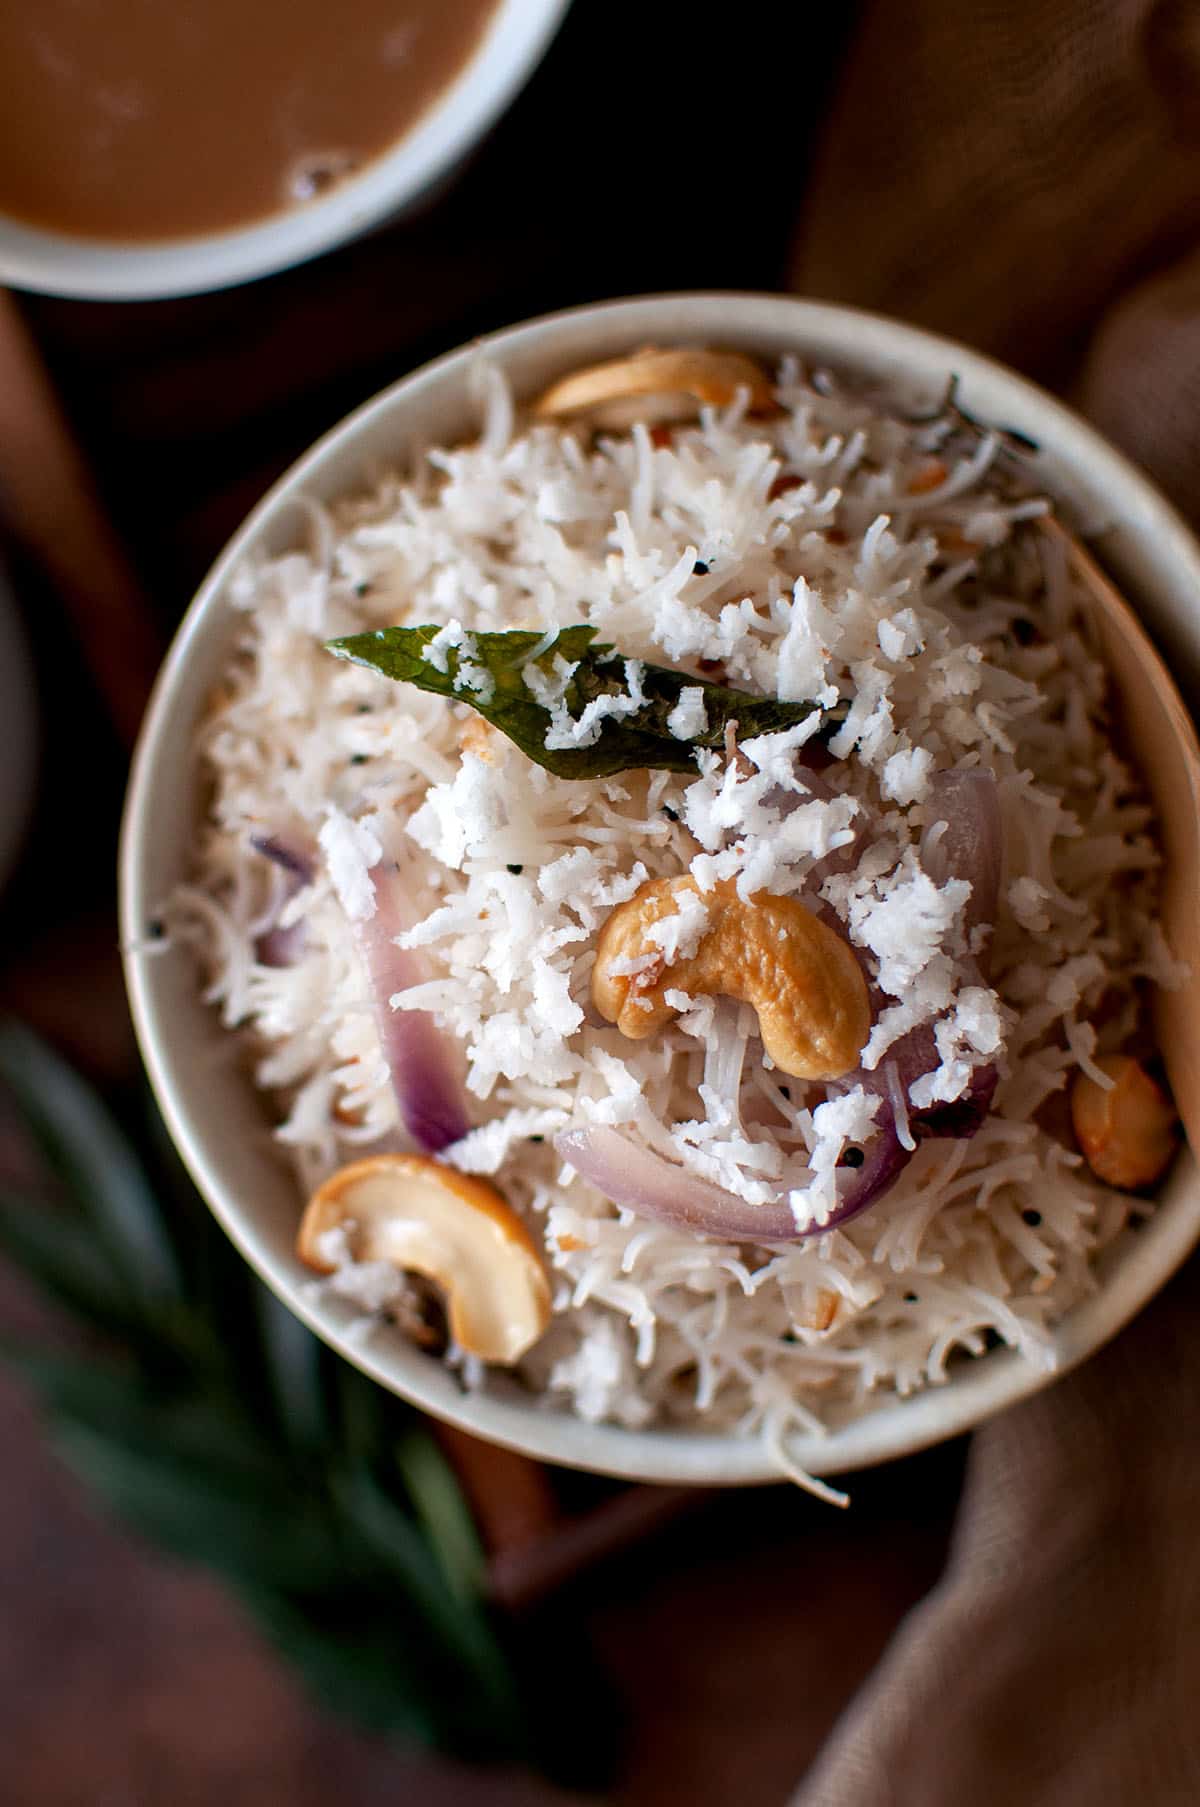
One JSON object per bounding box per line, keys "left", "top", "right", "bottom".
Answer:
{"left": 120, "top": 290, "right": 1200, "bottom": 1486}
{"left": 0, "top": 0, "right": 571, "bottom": 301}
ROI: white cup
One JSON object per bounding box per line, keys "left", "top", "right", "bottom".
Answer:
{"left": 0, "top": 0, "right": 571, "bottom": 301}
{"left": 120, "top": 293, "right": 1200, "bottom": 1484}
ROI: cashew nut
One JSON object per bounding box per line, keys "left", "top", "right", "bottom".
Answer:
{"left": 788, "top": 1285, "right": 841, "bottom": 1332}
{"left": 591, "top": 875, "right": 870, "bottom": 1081}
{"left": 457, "top": 712, "right": 497, "bottom": 763}
{"left": 1070, "top": 1055, "right": 1179, "bottom": 1191}
{"left": 297, "top": 1154, "right": 551, "bottom": 1364}
{"left": 533, "top": 347, "right": 775, "bottom": 429}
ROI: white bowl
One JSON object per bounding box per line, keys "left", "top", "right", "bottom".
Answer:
{"left": 0, "top": 0, "right": 570, "bottom": 301}
{"left": 120, "top": 293, "right": 1200, "bottom": 1485}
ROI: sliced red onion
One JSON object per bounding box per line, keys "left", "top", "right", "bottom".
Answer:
{"left": 353, "top": 863, "right": 470, "bottom": 1153}
{"left": 845, "top": 1021, "right": 997, "bottom": 1151}
{"left": 816, "top": 1117, "right": 912, "bottom": 1233}
{"left": 905, "top": 767, "right": 1002, "bottom": 1131}
{"left": 251, "top": 833, "right": 316, "bottom": 968}
{"left": 250, "top": 834, "right": 317, "bottom": 885}
{"left": 256, "top": 923, "right": 307, "bottom": 968}
{"left": 835, "top": 768, "right": 1003, "bottom": 1147}
{"left": 763, "top": 765, "right": 867, "bottom": 889}
{"left": 555, "top": 1125, "right": 800, "bottom": 1240}
{"left": 921, "top": 767, "right": 1003, "bottom": 941}
{"left": 763, "top": 765, "right": 839, "bottom": 809}
{"left": 554, "top": 1122, "right": 909, "bottom": 1245}
{"left": 915, "top": 1061, "right": 999, "bottom": 1139}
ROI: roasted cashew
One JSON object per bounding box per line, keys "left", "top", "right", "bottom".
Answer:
{"left": 457, "top": 712, "right": 497, "bottom": 763}
{"left": 591, "top": 875, "right": 870, "bottom": 1081}
{"left": 297, "top": 1154, "right": 551, "bottom": 1363}
{"left": 533, "top": 347, "right": 775, "bottom": 425}
{"left": 1070, "top": 1055, "right": 1179, "bottom": 1191}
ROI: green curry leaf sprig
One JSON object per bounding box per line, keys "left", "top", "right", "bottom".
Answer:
{"left": 327, "top": 625, "right": 831, "bottom": 779}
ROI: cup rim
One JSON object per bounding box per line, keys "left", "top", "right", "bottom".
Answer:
{"left": 0, "top": 0, "right": 572, "bottom": 301}
{"left": 119, "top": 291, "right": 1200, "bottom": 1484}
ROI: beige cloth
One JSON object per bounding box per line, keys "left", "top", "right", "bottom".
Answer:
{"left": 787, "top": 6, "right": 1200, "bottom": 1802}
{"left": 790, "top": 0, "right": 1200, "bottom": 523}
{"left": 792, "top": 1259, "right": 1200, "bottom": 1806}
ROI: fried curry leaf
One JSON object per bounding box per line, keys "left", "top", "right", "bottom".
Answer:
{"left": 326, "top": 624, "right": 828, "bottom": 778}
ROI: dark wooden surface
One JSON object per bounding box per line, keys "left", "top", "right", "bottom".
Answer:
{"left": 0, "top": 4, "right": 970, "bottom": 1800}
{"left": 0, "top": 1254, "right": 960, "bottom": 1806}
